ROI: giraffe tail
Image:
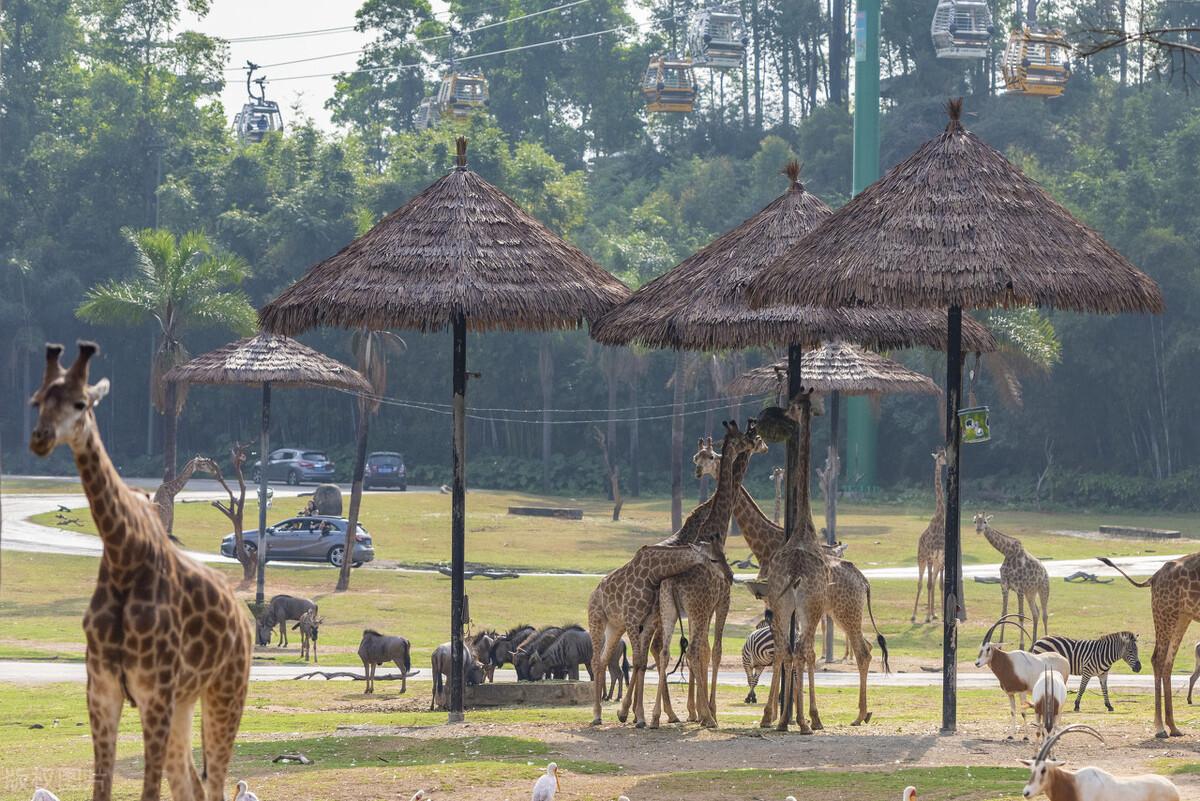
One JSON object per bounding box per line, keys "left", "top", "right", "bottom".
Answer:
{"left": 1097, "top": 557, "right": 1152, "bottom": 588}
{"left": 863, "top": 582, "right": 890, "bottom": 674}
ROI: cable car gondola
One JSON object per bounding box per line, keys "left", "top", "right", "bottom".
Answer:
{"left": 415, "top": 97, "right": 440, "bottom": 131}
{"left": 1002, "top": 25, "right": 1071, "bottom": 96}
{"left": 930, "top": 0, "right": 995, "bottom": 59}
{"left": 641, "top": 56, "right": 697, "bottom": 113}
{"left": 434, "top": 70, "right": 490, "bottom": 118}
{"left": 232, "top": 62, "right": 284, "bottom": 144}
{"left": 688, "top": 5, "right": 750, "bottom": 69}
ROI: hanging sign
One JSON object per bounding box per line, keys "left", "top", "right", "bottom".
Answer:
{"left": 958, "top": 406, "right": 991, "bottom": 444}
{"left": 855, "top": 11, "right": 867, "bottom": 62}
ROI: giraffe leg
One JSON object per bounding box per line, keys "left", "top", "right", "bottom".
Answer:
{"left": 932, "top": 564, "right": 943, "bottom": 622}
{"left": 805, "top": 629, "right": 821, "bottom": 731}
{"left": 998, "top": 584, "right": 1010, "bottom": 645}
{"left": 1016, "top": 592, "right": 1026, "bottom": 650}
{"left": 1025, "top": 592, "right": 1039, "bottom": 649}
{"left": 911, "top": 561, "right": 926, "bottom": 623}
{"left": 710, "top": 592, "right": 729, "bottom": 719}
{"left": 591, "top": 621, "right": 621, "bottom": 726}
{"left": 86, "top": 667, "right": 124, "bottom": 801}
{"left": 202, "top": 673, "right": 248, "bottom": 801}
{"left": 134, "top": 686, "right": 175, "bottom": 801}
{"left": 691, "top": 616, "right": 715, "bottom": 727}
{"left": 651, "top": 594, "right": 679, "bottom": 728}
{"left": 1041, "top": 586, "right": 1050, "bottom": 638}
{"left": 759, "top": 658, "right": 781, "bottom": 728}
{"left": 164, "top": 697, "right": 203, "bottom": 801}
{"left": 1162, "top": 617, "right": 1191, "bottom": 737}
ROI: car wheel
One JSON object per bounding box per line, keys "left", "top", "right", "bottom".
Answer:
{"left": 287, "top": 470, "right": 300, "bottom": 486}
{"left": 399, "top": 482, "right": 407, "bottom": 492}
{"left": 252, "top": 469, "right": 262, "bottom": 483}
{"left": 327, "top": 545, "right": 346, "bottom": 567}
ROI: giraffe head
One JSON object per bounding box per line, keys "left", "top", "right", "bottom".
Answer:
{"left": 29, "top": 342, "right": 110, "bottom": 457}
{"left": 932, "top": 448, "right": 947, "bottom": 468}
{"left": 693, "top": 437, "right": 719, "bottom": 479}
{"left": 973, "top": 512, "right": 992, "bottom": 533}
{"left": 720, "top": 418, "right": 760, "bottom": 460}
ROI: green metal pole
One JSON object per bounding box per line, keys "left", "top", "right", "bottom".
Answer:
{"left": 845, "top": 0, "right": 881, "bottom": 491}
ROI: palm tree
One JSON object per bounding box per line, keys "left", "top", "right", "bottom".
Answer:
{"left": 76, "top": 228, "right": 256, "bottom": 481}
{"left": 337, "top": 329, "right": 406, "bottom": 592}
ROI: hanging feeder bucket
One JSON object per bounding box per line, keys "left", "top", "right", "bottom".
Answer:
{"left": 958, "top": 405, "right": 991, "bottom": 444}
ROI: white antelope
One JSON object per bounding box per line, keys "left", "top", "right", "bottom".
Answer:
{"left": 1027, "top": 665, "right": 1067, "bottom": 743}
{"left": 975, "top": 614, "right": 1069, "bottom": 739}
{"left": 1021, "top": 724, "right": 1180, "bottom": 800}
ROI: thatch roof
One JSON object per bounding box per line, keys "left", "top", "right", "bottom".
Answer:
{"left": 259, "top": 139, "right": 629, "bottom": 336}
{"left": 726, "top": 341, "right": 941, "bottom": 397}
{"left": 164, "top": 333, "right": 371, "bottom": 392}
{"left": 748, "top": 100, "right": 1164, "bottom": 315}
{"left": 591, "top": 161, "right": 997, "bottom": 352}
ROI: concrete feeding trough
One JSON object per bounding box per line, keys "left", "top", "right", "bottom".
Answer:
{"left": 464, "top": 680, "right": 593, "bottom": 707}
{"left": 508, "top": 506, "right": 583, "bottom": 520}
{"left": 1099, "top": 525, "right": 1182, "bottom": 540}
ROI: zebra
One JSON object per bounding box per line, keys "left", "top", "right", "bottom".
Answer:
{"left": 1031, "top": 631, "right": 1141, "bottom": 711}
{"left": 741, "top": 620, "right": 774, "bottom": 704}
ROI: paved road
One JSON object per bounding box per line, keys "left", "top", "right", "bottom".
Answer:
{"left": 2, "top": 489, "right": 1183, "bottom": 581}
{"left": 0, "top": 659, "right": 1173, "bottom": 689}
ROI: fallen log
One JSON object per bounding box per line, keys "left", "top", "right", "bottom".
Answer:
{"left": 292, "top": 670, "right": 419, "bottom": 681}
{"left": 507, "top": 506, "right": 582, "bottom": 520}
{"left": 435, "top": 565, "right": 519, "bottom": 580}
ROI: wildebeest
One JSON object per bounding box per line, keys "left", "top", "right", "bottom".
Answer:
{"left": 430, "top": 642, "right": 486, "bottom": 710}
{"left": 257, "top": 594, "right": 316, "bottom": 647}
{"left": 468, "top": 630, "right": 497, "bottom": 682}
{"left": 357, "top": 629, "right": 412, "bottom": 694}
{"left": 292, "top": 608, "right": 324, "bottom": 663}
{"left": 528, "top": 626, "right": 629, "bottom": 700}
{"left": 489, "top": 624, "right": 535, "bottom": 674}
{"left": 513, "top": 626, "right": 566, "bottom": 680}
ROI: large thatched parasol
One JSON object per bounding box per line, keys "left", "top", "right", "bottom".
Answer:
{"left": 593, "top": 162, "right": 994, "bottom": 587}
{"left": 728, "top": 340, "right": 939, "bottom": 661}
{"left": 165, "top": 333, "right": 371, "bottom": 605}
{"left": 260, "top": 138, "right": 629, "bottom": 721}
{"left": 748, "top": 100, "right": 1164, "bottom": 732}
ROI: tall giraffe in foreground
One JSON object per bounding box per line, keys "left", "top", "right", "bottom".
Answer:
{"left": 1102, "top": 554, "right": 1200, "bottom": 738}
{"left": 694, "top": 434, "right": 888, "bottom": 728}
{"left": 975, "top": 512, "right": 1050, "bottom": 649}
{"left": 29, "top": 342, "right": 252, "bottom": 801}
{"left": 152, "top": 454, "right": 220, "bottom": 536}
{"left": 911, "top": 449, "right": 947, "bottom": 624}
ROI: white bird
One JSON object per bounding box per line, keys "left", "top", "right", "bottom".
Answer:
{"left": 234, "top": 780, "right": 259, "bottom": 801}
{"left": 31, "top": 791, "right": 60, "bottom": 801}
{"left": 532, "top": 762, "right": 560, "bottom": 801}
{"left": 409, "top": 792, "right": 432, "bottom": 801}
{"left": 618, "top": 797, "right": 631, "bottom": 801}
{"left": 903, "top": 787, "right": 918, "bottom": 801}
{"left": 786, "top": 797, "right": 798, "bottom": 801}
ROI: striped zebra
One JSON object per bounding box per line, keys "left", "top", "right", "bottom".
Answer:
{"left": 741, "top": 621, "right": 774, "bottom": 704}
{"left": 1031, "top": 631, "right": 1141, "bottom": 711}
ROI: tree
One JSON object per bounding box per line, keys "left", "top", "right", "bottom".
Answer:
{"left": 76, "top": 227, "right": 256, "bottom": 480}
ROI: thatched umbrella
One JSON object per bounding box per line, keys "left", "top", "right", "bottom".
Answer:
{"left": 259, "top": 138, "right": 628, "bottom": 721}
{"left": 748, "top": 100, "right": 1164, "bottom": 732}
{"left": 593, "top": 162, "right": 994, "bottom": 574}
{"left": 165, "top": 332, "right": 371, "bottom": 606}
{"left": 728, "top": 341, "right": 939, "bottom": 661}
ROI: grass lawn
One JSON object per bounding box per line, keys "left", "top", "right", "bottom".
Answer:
{"left": 1, "top": 477, "right": 84, "bottom": 494}
{"left": 28, "top": 488, "right": 1200, "bottom": 574}
{"left": 4, "top": 548, "right": 1199, "bottom": 672}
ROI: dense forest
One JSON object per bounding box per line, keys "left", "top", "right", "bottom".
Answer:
{"left": 2, "top": 0, "right": 1198, "bottom": 511}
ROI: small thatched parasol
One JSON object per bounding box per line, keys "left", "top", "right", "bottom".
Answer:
{"left": 165, "top": 333, "right": 370, "bottom": 605}
{"left": 747, "top": 99, "right": 1164, "bottom": 733}
{"left": 259, "top": 138, "right": 628, "bottom": 721}
{"left": 728, "top": 341, "right": 938, "bottom": 661}
{"left": 593, "top": 162, "right": 995, "bottom": 579}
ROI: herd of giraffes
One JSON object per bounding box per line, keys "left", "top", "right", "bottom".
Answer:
{"left": 22, "top": 339, "right": 1200, "bottom": 800}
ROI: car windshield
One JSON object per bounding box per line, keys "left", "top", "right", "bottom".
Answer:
{"left": 369, "top": 455, "right": 402, "bottom": 466}
{"left": 301, "top": 451, "right": 327, "bottom": 461}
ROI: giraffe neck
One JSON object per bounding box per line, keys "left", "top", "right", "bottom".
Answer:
{"left": 982, "top": 524, "right": 1020, "bottom": 558}
{"left": 733, "top": 486, "right": 784, "bottom": 563}
{"left": 642, "top": 544, "right": 709, "bottom": 582}
{"left": 930, "top": 461, "right": 946, "bottom": 525}
{"left": 700, "top": 436, "right": 742, "bottom": 545}
{"left": 72, "top": 423, "right": 158, "bottom": 560}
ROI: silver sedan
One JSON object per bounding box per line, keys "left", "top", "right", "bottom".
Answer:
{"left": 220, "top": 515, "right": 375, "bottom": 567}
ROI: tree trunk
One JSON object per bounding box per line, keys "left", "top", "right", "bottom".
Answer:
{"left": 670, "top": 350, "right": 685, "bottom": 532}
{"left": 163, "top": 380, "right": 178, "bottom": 483}
{"left": 830, "top": 0, "right": 846, "bottom": 104}
{"left": 781, "top": 44, "right": 791, "bottom": 131}
{"left": 752, "top": 0, "right": 763, "bottom": 129}
{"left": 337, "top": 407, "right": 370, "bottom": 592}
{"left": 629, "top": 372, "right": 641, "bottom": 497}
{"left": 605, "top": 350, "right": 618, "bottom": 501}
{"left": 539, "top": 340, "right": 554, "bottom": 493}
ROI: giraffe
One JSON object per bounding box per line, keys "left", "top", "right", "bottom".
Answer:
{"left": 1101, "top": 553, "right": 1200, "bottom": 738}
{"left": 29, "top": 341, "right": 252, "bottom": 801}
{"left": 975, "top": 513, "right": 1050, "bottom": 649}
{"left": 152, "top": 455, "right": 220, "bottom": 537}
{"left": 649, "top": 420, "right": 759, "bottom": 728}
{"left": 695, "top": 431, "right": 888, "bottom": 729}
{"left": 911, "top": 449, "right": 947, "bottom": 624}
{"left": 771, "top": 466, "right": 785, "bottom": 523}
{"left": 587, "top": 539, "right": 720, "bottom": 727}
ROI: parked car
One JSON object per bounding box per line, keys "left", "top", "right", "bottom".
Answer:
{"left": 364, "top": 451, "right": 407, "bottom": 490}
{"left": 252, "top": 448, "right": 336, "bottom": 486}
{"left": 220, "top": 515, "right": 375, "bottom": 567}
